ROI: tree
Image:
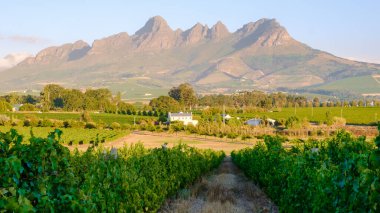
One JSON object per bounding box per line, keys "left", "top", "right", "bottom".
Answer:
{"left": 168, "top": 83, "right": 197, "bottom": 109}
{"left": 40, "top": 84, "right": 65, "bottom": 110}
{"left": 313, "top": 97, "right": 320, "bottom": 107}
{"left": 6, "top": 93, "right": 22, "bottom": 105}
{"left": 62, "top": 89, "right": 85, "bottom": 111}
{"left": 118, "top": 102, "right": 136, "bottom": 114}
{"left": 285, "top": 116, "right": 300, "bottom": 129}
{"left": 325, "top": 111, "right": 333, "bottom": 126}
{"left": 84, "top": 88, "right": 113, "bottom": 111}
{"left": 149, "top": 96, "right": 180, "bottom": 113}
{"left": 24, "top": 95, "right": 38, "bottom": 104}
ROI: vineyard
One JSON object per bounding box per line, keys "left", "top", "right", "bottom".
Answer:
{"left": 4, "top": 112, "right": 152, "bottom": 125}
{"left": 231, "top": 107, "right": 379, "bottom": 125}
{"left": 0, "top": 126, "right": 128, "bottom": 145}
{"left": 0, "top": 129, "right": 225, "bottom": 212}
{"left": 232, "top": 127, "right": 380, "bottom": 212}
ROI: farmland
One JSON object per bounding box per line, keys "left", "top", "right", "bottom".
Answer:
{"left": 0, "top": 129, "right": 225, "bottom": 212}
{"left": 0, "top": 126, "right": 128, "bottom": 145}
{"left": 232, "top": 107, "right": 379, "bottom": 125}
{"left": 4, "top": 112, "right": 152, "bottom": 125}
{"left": 4, "top": 106, "right": 380, "bottom": 126}
{"left": 232, "top": 129, "right": 380, "bottom": 212}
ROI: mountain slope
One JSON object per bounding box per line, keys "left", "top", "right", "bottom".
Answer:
{"left": 1, "top": 16, "right": 379, "bottom": 98}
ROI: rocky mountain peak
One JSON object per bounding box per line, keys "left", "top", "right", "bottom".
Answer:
{"left": 236, "top": 18, "right": 273, "bottom": 35}
{"left": 182, "top": 22, "right": 209, "bottom": 45}
{"left": 234, "top": 18, "right": 292, "bottom": 48}
{"left": 209, "top": 21, "right": 230, "bottom": 40}
{"left": 72, "top": 40, "right": 90, "bottom": 49}
{"left": 135, "top": 16, "right": 172, "bottom": 35}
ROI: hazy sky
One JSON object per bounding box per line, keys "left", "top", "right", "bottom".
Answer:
{"left": 1, "top": 0, "right": 379, "bottom": 63}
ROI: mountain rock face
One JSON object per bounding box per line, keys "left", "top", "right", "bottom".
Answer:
{"left": 1, "top": 16, "right": 379, "bottom": 96}
{"left": 22, "top": 40, "right": 91, "bottom": 64}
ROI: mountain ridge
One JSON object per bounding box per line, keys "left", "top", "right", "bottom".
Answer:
{"left": 1, "top": 16, "right": 379, "bottom": 98}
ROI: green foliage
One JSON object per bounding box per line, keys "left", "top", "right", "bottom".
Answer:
{"left": 325, "top": 110, "right": 334, "bottom": 126}
{"left": 0, "top": 126, "right": 127, "bottom": 145}
{"left": 0, "top": 129, "right": 225, "bottom": 212}
{"left": 0, "top": 101, "right": 12, "bottom": 112}
{"left": 168, "top": 83, "right": 197, "bottom": 109}
{"left": 80, "top": 111, "right": 92, "bottom": 123}
{"left": 117, "top": 102, "right": 136, "bottom": 115}
{"left": 150, "top": 96, "right": 180, "bottom": 113}
{"left": 19, "top": 103, "right": 37, "bottom": 111}
{"left": 84, "top": 122, "right": 97, "bottom": 129}
{"left": 285, "top": 116, "right": 300, "bottom": 129}
{"left": 110, "top": 122, "right": 121, "bottom": 130}
{"left": 232, "top": 130, "right": 380, "bottom": 212}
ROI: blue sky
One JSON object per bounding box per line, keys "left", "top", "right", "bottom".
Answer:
{"left": 1, "top": 0, "right": 379, "bottom": 63}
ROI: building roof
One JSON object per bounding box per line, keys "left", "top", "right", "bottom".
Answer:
{"left": 245, "top": 118, "right": 261, "bottom": 126}
{"left": 169, "top": 112, "right": 192, "bottom": 117}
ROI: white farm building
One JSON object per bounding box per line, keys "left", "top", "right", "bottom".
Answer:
{"left": 168, "top": 112, "right": 198, "bottom": 126}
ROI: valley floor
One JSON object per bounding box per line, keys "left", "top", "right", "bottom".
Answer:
{"left": 160, "top": 157, "right": 278, "bottom": 213}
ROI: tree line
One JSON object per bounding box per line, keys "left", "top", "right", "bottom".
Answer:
{"left": 0, "top": 83, "right": 379, "bottom": 114}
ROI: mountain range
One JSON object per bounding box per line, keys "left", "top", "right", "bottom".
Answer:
{"left": 1, "top": 16, "right": 379, "bottom": 99}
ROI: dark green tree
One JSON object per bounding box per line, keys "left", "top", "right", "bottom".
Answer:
{"left": 149, "top": 96, "right": 180, "bottom": 113}
{"left": 168, "top": 83, "right": 197, "bottom": 109}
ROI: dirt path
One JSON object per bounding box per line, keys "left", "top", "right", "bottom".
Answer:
{"left": 160, "top": 157, "right": 278, "bottom": 213}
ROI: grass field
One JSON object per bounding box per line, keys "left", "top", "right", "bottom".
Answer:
{"left": 232, "top": 107, "right": 379, "bottom": 125}
{"left": 310, "top": 75, "right": 380, "bottom": 94}
{"left": 0, "top": 126, "right": 129, "bottom": 145}
{"left": 4, "top": 112, "right": 153, "bottom": 125}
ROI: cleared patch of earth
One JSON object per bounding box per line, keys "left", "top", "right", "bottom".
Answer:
{"left": 160, "top": 157, "right": 278, "bottom": 213}
{"left": 67, "top": 131, "right": 255, "bottom": 154}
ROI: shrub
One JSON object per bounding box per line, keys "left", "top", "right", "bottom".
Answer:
{"left": 111, "top": 122, "right": 121, "bottom": 130}
{"left": 63, "top": 120, "right": 71, "bottom": 128}
{"left": 50, "top": 119, "right": 64, "bottom": 128}
{"left": 333, "top": 117, "right": 346, "bottom": 127}
{"left": 23, "top": 118, "right": 40, "bottom": 127}
{"left": 81, "top": 111, "right": 92, "bottom": 122}
{"left": 85, "top": 122, "right": 97, "bottom": 129}
{"left": 0, "top": 101, "right": 12, "bottom": 112}
{"left": 121, "top": 124, "right": 132, "bottom": 130}
{"left": 324, "top": 111, "right": 333, "bottom": 126}
{"left": 285, "top": 116, "right": 300, "bottom": 129}
{"left": 0, "top": 114, "right": 10, "bottom": 126}
{"left": 38, "top": 119, "right": 54, "bottom": 127}
{"left": 19, "top": 103, "right": 37, "bottom": 111}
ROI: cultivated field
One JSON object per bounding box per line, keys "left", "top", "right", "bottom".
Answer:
{"left": 0, "top": 126, "right": 128, "bottom": 145}
{"left": 233, "top": 107, "right": 379, "bottom": 125}
{"left": 4, "top": 112, "right": 152, "bottom": 125}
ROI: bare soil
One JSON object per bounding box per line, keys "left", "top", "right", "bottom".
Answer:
{"left": 67, "top": 131, "right": 255, "bottom": 154}
{"left": 160, "top": 157, "right": 278, "bottom": 213}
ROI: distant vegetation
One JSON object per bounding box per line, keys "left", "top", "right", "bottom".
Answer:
{"left": 0, "top": 83, "right": 379, "bottom": 144}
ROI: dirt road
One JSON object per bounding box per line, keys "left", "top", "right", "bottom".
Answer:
{"left": 160, "top": 157, "right": 278, "bottom": 213}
